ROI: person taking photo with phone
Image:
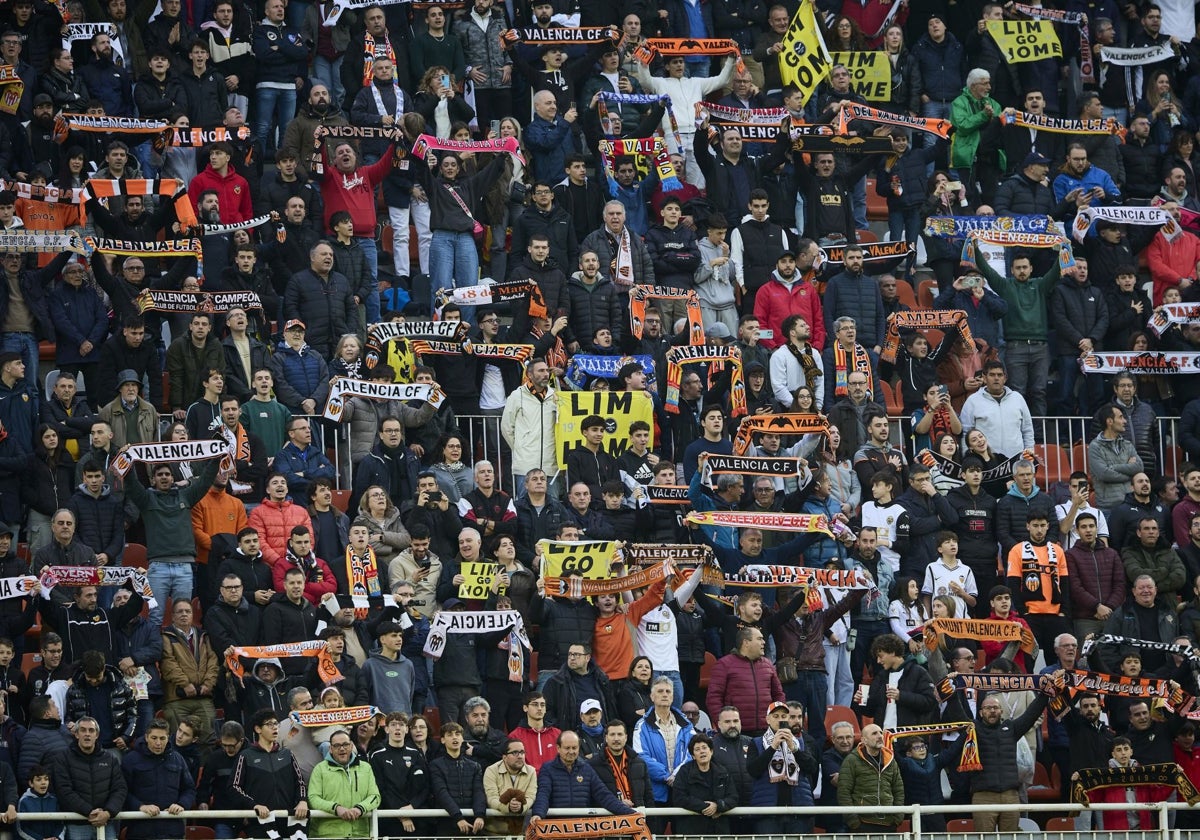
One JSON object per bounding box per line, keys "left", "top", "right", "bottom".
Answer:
{"left": 912, "top": 383, "right": 963, "bottom": 453}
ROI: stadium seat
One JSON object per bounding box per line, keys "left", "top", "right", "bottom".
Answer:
{"left": 1045, "top": 817, "right": 1076, "bottom": 831}
{"left": 423, "top": 707, "right": 442, "bottom": 733}
{"left": 865, "top": 178, "right": 888, "bottom": 221}
{"left": 185, "top": 827, "right": 216, "bottom": 840}
{"left": 917, "top": 279, "right": 939, "bottom": 309}
{"left": 946, "top": 819, "right": 975, "bottom": 832}
{"left": 856, "top": 229, "right": 878, "bottom": 244}
{"left": 824, "top": 704, "right": 860, "bottom": 739}
{"left": 1032, "top": 444, "right": 1071, "bottom": 487}
{"left": 1165, "top": 444, "right": 1185, "bottom": 478}
{"left": 700, "top": 651, "right": 716, "bottom": 691}
{"left": 124, "top": 543, "right": 148, "bottom": 570}
{"left": 332, "top": 490, "right": 351, "bottom": 514}
{"left": 20, "top": 653, "right": 40, "bottom": 677}
{"left": 1027, "top": 762, "right": 1061, "bottom": 802}
{"left": 881, "top": 381, "right": 903, "bottom": 418}
{"left": 894, "top": 280, "right": 918, "bottom": 310}
{"left": 1070, "top": 441, "right": 1088, "bottom": 473}
{"left": 922, "top": 328, "right": 944, "bottom": 347}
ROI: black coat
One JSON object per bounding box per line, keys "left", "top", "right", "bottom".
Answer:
{"left": 49, "top": 742, "right": 126, "bottom": 817}
{"left": 671, "top": 759, "right": 739, "bottom": 834}
{"left": 857, "top": 660, "right": 938, "bottom": 727}
{"left": 281, "top": 269, "right": 356, "bottom": 360}
{"left": 542, "top": 661, "right": 618, "bottom": 728}
{"left": 992, "top": 172, "right": 1071, "bottom": 219}
{"left": 972, "top": 693, "right": 1049, "bottom": 792}
{"left": 429, "top": 752, "right": 485, "bottom": 820}
{"left": 229, "top": 743, "right": 306, "bottom": 810}
{"left": 564, "top": 274, "right": 624, "bottom": 347}
{"left": 589, "top": 749, "right": 654, "bottom": 806}
{"left": 95, "top": 333, "right": 164, "bottom": 409}
{"left": 1049, "top": 277, "right": 1109, "bottom": 355}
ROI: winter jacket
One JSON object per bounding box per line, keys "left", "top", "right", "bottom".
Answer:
{"left": 1049, "top": 276, "right": 1109, "bottom": 355}
{"left": 1087, "top": 434, "right": 1143, "bottom": 509}
{"left": 165, "top": 333, "right": 225, "bottom": 411}
{"left": 694, "top": 137, "right": 789, "bottom": 228}
{"left": 526, "top": 116, "right": 579, "bottom": 185}
{"left": 632, "top": 708, "right": 696, "bottom": 803}
{"left": 341, "top": 397, "right": 435, "bottom": 469}
{"left": 837, "top": 746, "right": 905, "bottom": 827}
{"left": 1108, "top": 493, "right": 1171, "bottom": 551}
{"left": 178, "top": 66, "right": 227, "bottom": 127}
{"left": 38, "top": 68, "right": 89, "bottom": 112}
{"left": 230, "top": 742, "right": 307, "bottom": 810}
{"left": 47, "top": 281, "right": 107, "bottom": 365}
{"left": 273, "top": 442, "right": 336, "bottom": 498}
{"left": 248, "top": 499, "right": 314, "bottom": 567}
{"left": 704, "top": 653, "right": 784, "bottom": 734}
{"left": 282, "top": 270, "right": 356, "bottom": 360}
{"left": 49, "top": 742, "right": 126, "bottom": 818}
{"left": 754, "top": 273, "right": 825, "bottom": 352}
{"left": 995, "top": 484, "right": 1060, "bottom": 557}
{"left": 495, "top": 385, "right": 557, "bottom": 479}
{"left": 513, "top": 492, "right": 569, "bottom": 562}
{"left": 1121, "top": 542, "right": 1186, "bottom": 597}
{"left": 98, "top": 395, "right": 158, "bottom": 449}
{"left": 1066, "top": 540, "right": 1126, "bottom": 620}
{"left": 531, "top": 754, "right": 635, "bottom": 816}
{"left": 911, "top": 33, "right": 964, "bottom": 103}
{"left": 972, "top": 693, "right": 1049, "bottom": 793}
{"left": 530, "top": 596, "right": 598, "bottom": 676}
{"left": 252, "top": 19, "right": 307, "bottom": 85}
{"left": 858, "top": 660, "right": 938, "bottom": 728}
{"left": 745, "top": 728, "right": 815, "bottom": 807}
{"left": 960, "top": 386, "right": 1034, "bottom": 459}
{"left": 17, "top": 719, "right": 70, "bottom": 789}
{"left": 64, "top": 665, "right": 136, "bottom": 743}
{"left": 993, "top": 171, "right": 1072, "bottom": 218}
{"left": 876, "top": 144, "right": 939, "bottom": 210}
{"left": 0, "top": 253, "right": 71, "bottom": 342}
{"left": 38, "top": 589, "right": 144, "bottom": 667}
{"left": 188, "top": 164, "right": 253, "bottom": 223}
{"left": 541, "top": 661, "right": 617, "bottom": 728}
{"left": 933, "top": 286, "right": 1009, "bottom": 349}
{"left": 945, "top": 484, "right": 997, "bottom": 570}
{"left": 268, "top": 341, "right": 331, "bottom": 413}
{"left": 950, "top": 87, "right": 1003, "bottom": 171}
{"left": 262, "top": 594, "right": 321, "bottom": 651}
{"left": 510, "top": 220, "right": 578, "bottom": 300}
{"left": 428, "top": 752, "right": 485, "bottom": 821}
{"left": 160, "top": 625, "right": 219, "bottom": 700}
{"left": 823, "top": 269, "right": 886, "bottom": 351}
{"left": 121, "top": 740, "right": 196, "bottom": 839}
{"left": 563, "top": 272, "right": 625, "bottom": 346}
{"left": 644, "top": 222, "right": 701, "bottom": 290}
{"left": 580, "top": 226, "right": 655, "bottom": 297}
{"left": 329, "top": 238, "right": 372, "bottom": 304}
{"left": 895, "top": 486, "right": 959, "bottom": 579}
{"left": 220, "top": 334, "right": 270, "bottom": 402}
{"left": 308, "top": 753, "right": 381, "bottom": 838}
{"left": 95, "top": 333, "right": 163, "bottom": 409}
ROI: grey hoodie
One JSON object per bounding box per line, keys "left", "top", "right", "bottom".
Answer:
{"left": 359, "top": 651, "right": 416, "bottom": 716}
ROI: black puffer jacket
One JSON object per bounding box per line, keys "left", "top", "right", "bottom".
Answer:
{"left": 64, "top": 665, "right": 136, "bottom": 743}
{"left": 542, "top": 661, "right": 618, "bottom": 728}
{"left": 281, "top": 269, "right": 356, "bottom": 360}
{"left": 49, "top": 741, "right": 126, "bottom": 817}
{"left": 945, "top": 484, "right": 998, "bottom": 570}
{"left": 39, "top": 589, "right": 144, "bottom": 666}
{"left": 564, "top": 273, "right": 624, "bottom": 346}
{"left": 972, "top": 693, "right": 1049, "bottom": 793}
{"left": 429, "top": 752, "right": 485, "bottom": 820}
{"left": 511, "top": 209, "right": 579, "bottom": 282}
{"left": 1048, "top": 277, "right": 1110, "bottom": 355}
{"left": 203, "top": 594, "right": 263, "bottom": 656}
{"left": 530, "top": 595, "right": 598, "bottom": 676}
{"left": 993, "top": 172, "right": 1071, "bottom": 218}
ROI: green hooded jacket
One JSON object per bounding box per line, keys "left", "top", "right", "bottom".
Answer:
{"left": 949, "top": 86, "right": 1005, "bottom": 172}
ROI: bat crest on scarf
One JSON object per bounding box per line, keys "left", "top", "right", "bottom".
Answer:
{"left": 664, "top": 344, "right": 746, "bottom": 416}
{"left": 225, "top": 642, "right": 341, "bottom": 684}
{"left": 732, "top": 413, "right": 829, "bottom": 455}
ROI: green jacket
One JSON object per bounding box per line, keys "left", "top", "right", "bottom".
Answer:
{"left": 977, "top": 255, "right": 1060, "bottom": 342}
{"left": 123, "top": 458, "right": 216, "bottom": 561}
{"left": 949, "top": 87, "right": 1004, "bottom": 171}
{"left": 308, "top": 753, "right": 382, "bottom": 838}
{"left": 837, "top": 745, "right": 905, "bottom": 827}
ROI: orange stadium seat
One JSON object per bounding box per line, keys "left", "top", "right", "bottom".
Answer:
{"left": 1045, "top": 817, "right": 1076, "bottom": 831}
{"left": 1032, "top": 444, "right": 1071, "bottom": 487}
{"left": 865, "top": 178, "right": 888, "bottom": 221}
{"left": 825, "top": 704, "right": 860, "bottom": 739}
{"left": 332, "top": 490, "right": 352, "bottom": 513}
{"left": 855, "top": 229, "right": 879, "bottom": 244}
{"left": 1028, "top": 763, "right": 1061, "bottom": 802}
{"left": 946, "top": 819, "right": 975, "bottom": 832}
{"left": 124, "top": 543, "right": 148, "bottom": 570}
{"left": 894, "top": 280, "right": 918, "bottom": 310}
{"left": 917, "top": 279, "right": 939, "bottom": 309}
{"left": 1071, "top": 441, "right": 1088, "bottom": 473}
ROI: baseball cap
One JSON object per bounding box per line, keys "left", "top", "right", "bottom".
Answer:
{"left": 32, "top": 93, "right": 52, "bottom": 107}
{"left": 284, "top": 318, "right": 306, "bottom": 331}
{"left": 767, "top": 701, "right": 790, "bottom": 716}
{"left": 580, "top": 698, "right": 602, "bottom": 714}
{"left": 442, "top": 597, "right": 465, "bottom": 610}
{"left": 1022, "top": 151, "right": 1052, "bottom": 167}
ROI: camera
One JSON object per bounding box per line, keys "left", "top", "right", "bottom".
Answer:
{"left": 424, "top": 490, "right": 443, "bottom": 509}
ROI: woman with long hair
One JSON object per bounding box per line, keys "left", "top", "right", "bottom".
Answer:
{"left": 926, "top": 433, "right": 966, "bottom": 494}
{"left": 881, "top": 25, "right": 922, "bottom": 116}
{"left": 329, "top": 333, "right": 364, "bottom": 380}
{"left": 1139, "top": 71, "right": 1192, "bottom": 150}
{"left": 889, "top": 576, "right": 929, "bottom": 657}
{"left": 618, "top": 656, "right": 654, "bottom": 730}
{"left": 815, "top": 425, "right": 861, "bottom": 518}
{"left": 428, "top": 433, "right": 474, "bottom": 503}
{"left": 406, "top": 713, "right": 444, "bottom": 763}
{"left": 56, "top": 147, "right": 89, "bottom": 191}
{"left": 353, "top": 485, "right": 411, "bottom": 568}
{"left": 965, "top": 428, "right": 1010, "bottom": 498}
{"left": 828, "top": 15, "right": 867, "bottom": 51}
{"left": 25, "top": 424, "right": 76, "bottom": 551}
{"left": 482, "top": 117, "right": 527, "bottom": 282}
{"left": 1161, "top": 127, "right": 1200, "bottom": 196}
{"left": 413, "top": 67, "right": 475, "bottom": 139}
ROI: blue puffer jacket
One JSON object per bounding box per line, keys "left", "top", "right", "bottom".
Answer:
{"left": 48, "top": 281, "right": 108, "bottom": 365}
{"left": 121, "top": 740, "right": 196, "bottom": 839}
{"left": 531, "top": 756, "right": 635, "bottom": 816}
{"left": 801, "top": 494, "right": 844, "bottom": 566}
{"left": 632, "top": 708, "right": 695, "bottom": 804}
{"left": 911, "top": 33, "right": 965, "bottom": 103}
{"left": 525, "top": 116, "right": 578, "bottom": 185}
{"left": 267, "top": 342, "right": 331, "bottom": 413}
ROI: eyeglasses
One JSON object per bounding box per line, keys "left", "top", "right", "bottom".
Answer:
{"left": 567, "top": 651, "right": 588, "bottom": 658}
{"left": 124, "top": 265, "right": 145, "bottom": 272}
{"left": 480, "top": 317, "right": 499, "bottom": 324}
{"left": 220, "top": 585, "right": 243, "bottom": 591}
{"left": 506, "top": 749, "right": 525, "bottom": 755}
{"left": 331, "top": 742, "right": 354, "bottom": 749}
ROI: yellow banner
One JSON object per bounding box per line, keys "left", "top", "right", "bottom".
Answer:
{"left": 458, "top": 561, "right": 501, "bottom": 600}
{"left": 832, "top": 52, "right": 890, "bottom": 102}
{"left": 985, "top": 20, "right": 1062, "bottom": 63}
{"left": 537, "top": 540, "right": 618, "bottom": 580}
{"left": 779, "top": 0, "right": 830, "bottom": 105}
{"left": 555, "top": 390, "right": 653, "bottom": 470}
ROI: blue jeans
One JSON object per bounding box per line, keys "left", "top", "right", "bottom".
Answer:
{"left": 356, "top": 236, "right": 381, "bottom": 324}
{"left": 889, "top": 206, "right": 923, "bottom": 245}
{"left": 920, "top": 100, "right": 951, "bottom": 151}
{"left": 66, "top": 825, "right": 116, "bottom": 840}
{"left": 146, "top": 562, "right": 194, "bottom": 626}
{"left": 823, "top": 641, "right": 853, "bottom": 706}
{"left": 685, "top": 60, "right": 711, "bottom": 78}
{"left": 254, "top": 87, "right": 297, "bottom": 154}
{"left": 652, "top": 669, "right": 685, "bottom": 708}
{"left": 2, "top": 332, "right": 37, "bottom": 379}
{"left": 786, "top": 669, "right": 828, "bottom": 740}
{"left": 313, "top": 55, "right": 345, "bottom": 111}
{"left": 536, "top": 668, "right": 555, "bottom": 691}
{"left": 851, "top": 173, "right": 868, "bottom": 231}
{"left": 285, "top": 0, "right": 311, "bottom": 27}
{"left": 1057, "top": 352, "right": 1105, "bottom": 415}
{"left": 430, "top": 230, "right": 480, "bottom": 323}
{"left": 133, "top": 140, "right": 158, "bottom": 178}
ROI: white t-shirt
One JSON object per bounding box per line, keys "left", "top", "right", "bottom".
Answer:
{"left": 1054, "top": 502, "right": 1110, "bottom": 550}
{"left": 922, "top": 559, "right": 978, "bottom": 619}
{"left": 862, "top": 500, "right": 905, "bottom": 574}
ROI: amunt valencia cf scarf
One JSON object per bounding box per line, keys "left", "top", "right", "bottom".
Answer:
{"left": 881, "top": 310, "right": 973, "bottom": 364}
{"left": 732, "top": 413, "right": 829, "bottom": 455}
{"left": 634, "top": 38, "right": 745, "bottom": 72}
{"left": 664, "top": 344, "right": 746, "bottom": 415}
{"left": 923, "top": 617, "right": 1036, "bottom": 653}
{"left": 884, "top": 723, "right": 982, "bottom": 771}
{"left": 630, "top": 285, "right": 702, "bottom": 342}
{"left": 1073, "top": 763, "right": 1200, "bottom": 806}
{"left": 225, "top": 642, "right": 341, "bottom": 684}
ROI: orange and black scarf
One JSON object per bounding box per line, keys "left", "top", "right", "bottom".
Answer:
{"left": 832, "top": 341, "right": 871, "bottom": 399}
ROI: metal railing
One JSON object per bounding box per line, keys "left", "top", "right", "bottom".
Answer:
{"left": 23, "top": 800, "right": 1198, "bottom": 840}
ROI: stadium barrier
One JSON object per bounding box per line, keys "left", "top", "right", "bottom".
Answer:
{"left": 23, "top": 800, "right": 1196, "bottom": 840}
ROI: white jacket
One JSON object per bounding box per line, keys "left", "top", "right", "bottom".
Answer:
{"left": 501, "top": 384, "right": 560, "bottom": 478}
{"left": 634, "top": 57, "right": 736, "bottom": 136}
{"left": 960, "top": 386, "right": 1035, "bottom": 458}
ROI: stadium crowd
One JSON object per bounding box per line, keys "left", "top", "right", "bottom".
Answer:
{"left": 1, "top": 0, "right": 1200, "bottom": 835}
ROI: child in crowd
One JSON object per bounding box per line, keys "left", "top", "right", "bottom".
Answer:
{"left": 921, "top": 532, "right": 978, "bottom": 619}
{"left": 17, "top": 765, "right": 61, "bottom": 840}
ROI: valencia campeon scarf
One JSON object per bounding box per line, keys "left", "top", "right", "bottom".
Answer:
{"left": 732, "top": 413, "right": 829, "bottom": 455}
{"left": 544, "top": 559, "right": 674, "bottom": 598}
{"left": 923, "top": 617, "right": 1035, "bottom": 654}
{"left": 634, "top": 38, "right": 744, "bottom": 72}
{"left": 500, "top": 26, "right": 618, "bottom": 45}
{"left": 110, "top": 439, "right": 232, "bottom": 477}
{"left": 0, "top": 231, "right": 87, "bottom": 253}
{"left": 345, "top": 544, "right": 381, "bottom": 619}
{"left": 82, "top": 178, "right": 200, "bottom": 231}
{"left": 598, "top": 137, "right": 682, "bottom": 193}
{"left": 664, "top": 345, "right": 745, "bottom": 415}
{"left": 923, "top": 214, "right": 1055, "bottom": 239}
{"left": 916, "top": 448, "right": 1037, "bottom": 484}
{"left": 1073, "top": 763, "right": 1200, "bottom": 806}
{"left": 883, "top": 723, "right": 982, "bottom": 771}
{"left": 684, "top": 510, "right": 831, "bottom": 533}
{"left": 527, "top": 814, "right": 652, "bottom": 840}
{"left": 225, "top": 642, "right": 340, "bottom": 684}
{"left": 836, "top": 102, "right": 951, "bottom": 138}
{"left": 423, "top": 609, "right": 530, "bottom": 683}
{"left": 1079, "top": 351, "right": 1200, "bottom": 374}
{"left": 1060, "top": 669, "right": 1184, "bottom": 703}
{"left": 1149, "top": 302, "right": 1200, "bottom": 336}
{"left": 1000, "top": 110, "right": 1125, "bottom": 139}
{"left": 289, "top": 705, "right": 382, "bottom": 727}
{"left": 135, "top": 289, "right": 262, "bottom": 314}
{"left": 704, "top": 454, "right": 804, "bottom": 477}
{"left": 411, "top": 133, "right": 525, "bottom": 165}
{"left": 646, "top": 485, "right": 689, "bottom": 504}
{"left": 630, "top": 285, "right": 702, "bottom": 342}
{"left": 881, "top": 310, "right": 973, "bottom": 364}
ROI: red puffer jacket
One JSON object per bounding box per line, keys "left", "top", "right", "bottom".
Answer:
{"left": 247, "top": 499, "right": 314, "bottom": 566}
{"left": 705, "top": 653, "right": 784, "bottom": 734}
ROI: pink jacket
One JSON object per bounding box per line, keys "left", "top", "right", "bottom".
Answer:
{"left": 753, "top": 272, "right": 826, "bottom": 350}
{"left": 247, "top": 499, "right": 314, "bottom": 566}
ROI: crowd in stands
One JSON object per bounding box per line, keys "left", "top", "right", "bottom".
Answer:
{"left": 0, "top": 0, "right": 1200, "bottom": 835}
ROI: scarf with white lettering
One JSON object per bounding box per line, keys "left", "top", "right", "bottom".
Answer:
{"left": 110, "top": 439, "right": 231, "bottom": 477}
{"left": 1079, "top": 351, "right": 1200, "bottom": 374}
{"left": 1011, "top": 4, "right": 1091, "bottom": 83}
{"left": 1148, "top": 302, "right": 1200, "bottom": 336}
{"left": 598, "top": 137, "right": 682, "bottom": 193}
{"left": 423, "top": 609, "right": 530, "bottom": 683}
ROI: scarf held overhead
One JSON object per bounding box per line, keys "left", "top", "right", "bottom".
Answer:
{"left": 110, "top": 439, "right": 232, "bottom": 477}
{"left": 39, "top": 565, "right": 155, "bottom": 608}
{"left": 630, "top": 285, "right": 703, "bottom": 343}
{"left": 917, "top": 448, "right": 1037, "bottom": 484}
{"left": 323, "top": 379, "right": 445, "bottom": 421}
{"left": 1072, "top": 204, "right": 1171, "bottom": 242}
{"left": 733, "top": 413, "right": 829, "bottom": 455}
{"left": 923, "top": 214, "right": 1054, "bottom": 239}
{"left": 883, "top": 723, "right": 981, "bottom": 771}
{"left": 704, "top": 454, "right": 804, "bottom": 477}
{"left": 664, "top": 345, "right": 745, "bottom": 415}
{"left": 837, "top": 102, "right": 951, "bottom": 138}
{"left": 1080, "top": 351, "right": 1200, "bottom": 374}
{"left": 685, "top": 510, "right": 832, "bottom": 534}
{"left": 881, "top": 310, "right": 973, "bottom": 364}
{"left": 599, "top": 137, "right": 682, "bottom": 193}
{"left": 1149, "top": 303, "right": 1200, "bottom": 336}
{"left": 922, "top": 617, "right": 1035, "bottom": 653}
{"left": 225, "top": 642, "right": 340, "bottom": 683}
{"left": 564, "top": 354, "right": 657, "bottom": 390}
{"left": 0, "top": 231, "right": 87, "bottom": 254}
{"left": 544, "top": 560, "right": 675, "bottom": 598}
{"left": 411, "top": 133, "right": 525, "bottom": 165}
{"left": 289, "top": 705, "right": 382, "bottom": 727}
{"left": 423, "top": 609, "right": 530, "bottom": 683}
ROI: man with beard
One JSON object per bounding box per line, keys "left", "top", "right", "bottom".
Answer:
{"left": 314, "top": 126, "right": 396, "bottom": 283}
{"left": 85, "top": 193, "right": 174, "bottom": 242}
{"left": 204, "top": 570, "right": 262, "bottom": 721}
{"left": 769, "top": 314, "right": 823, "bottom": 410}
{"left": 589, "top": 719, "right": 653, "bottom": 807}
{"left": 25, "top": 94, "right": 60, "bottom": 173}
{"left": 754, "top": 242, "right": 824, "bottom": 353}
{"left": 78, "top": 32, "right": 132, "bottom": 116}
{"left": 823, "top": 246, "right": 885, "bottom": 354}
{"left": 710, "top": 706, "right": 754, "bottom": 812}
{"left": 281, "top": 82, "right": 349, "bottom": 177}
{"left": 1057, "top": 690, "right": 1114, "bottom": 828}
{"left": 461, "top": 697, "right": 507, "bottom": 768}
